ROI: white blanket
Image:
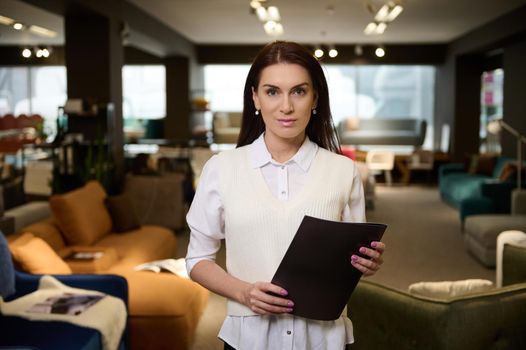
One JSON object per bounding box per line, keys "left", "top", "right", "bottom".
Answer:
{"left": 0, "top": 275, "right": 126, "bottom": 350}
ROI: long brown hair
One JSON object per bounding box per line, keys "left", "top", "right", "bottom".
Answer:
{"left": 236, "top": 41, "right": 341, "bottom": 153}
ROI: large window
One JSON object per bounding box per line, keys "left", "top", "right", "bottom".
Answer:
{"left": 204, "top": 64, "right": 435, "bottom": 148}
{"left": 122, "top": 65, "right": 166, "bottom": 120}
{"left": 0, "top": 66, "right": 67, "bottom": 136}
{"left": 480, "top": 68, "right": 504, "bottom": 153}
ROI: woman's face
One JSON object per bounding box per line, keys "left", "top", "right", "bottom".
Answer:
{"left": 252, "top": 63, "right": 317, "bottom": 144}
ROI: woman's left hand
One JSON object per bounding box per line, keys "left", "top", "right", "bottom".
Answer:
{"left": 351, "top": 241, "right": 386, "bottom": 277}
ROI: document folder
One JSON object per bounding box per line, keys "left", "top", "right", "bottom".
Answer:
{"left": 271, "top": 215, "right": 387, "bottom": 321}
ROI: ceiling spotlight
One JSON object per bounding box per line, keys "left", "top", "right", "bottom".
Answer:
{"left": 250, "top": 0, "right": 262, "bottom": 9}
{"left": 22, "top": 48, "right": 32, "bottom": 58}
{"left": 328, "top": 47, "right": 338, "bottom": 58}
{"left": 354, "top": 45, "right": 363, "bottom": 56}
{"left": 314, "top": 48, "right": 324, "bottom": 58}
{"left": 364, "top": 22, "right": 377, "bottom": 35}
{"left": 35, "top": 48, "right": 44, "bottom": 58}
{"left": 375, "top": 46, "right": 386, "bottom": 58}
{"left": 41, "top": 48, "right": 50, "bottom": 58}
{"left": 364, "top": 21, "right": 387, "bottom": 35}
{"left": 267, "top": 6, "right": 280, "bottom": 22}
{"left": 263, "top": 20, "right": 283, "bottom": 36}
{"left": 375, "top": 2, "right": 404, "bottom": 22}
{"left": 13, "top": 22, "right": 24, "bottom": 30}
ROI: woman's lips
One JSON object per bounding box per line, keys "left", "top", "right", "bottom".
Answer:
{"left": 278, "top": 118, "right": 296, "bottom": 127}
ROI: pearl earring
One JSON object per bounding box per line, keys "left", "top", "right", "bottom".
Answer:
{"left": 255, "top": 110, "right": 260, "bottom": 116}
{"left": 312, "top": 109, "right": 317, "bottom": 115}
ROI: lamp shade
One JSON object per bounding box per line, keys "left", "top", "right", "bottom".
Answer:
{"left": 487, "top": 119, "right": 502, "bottom": 134}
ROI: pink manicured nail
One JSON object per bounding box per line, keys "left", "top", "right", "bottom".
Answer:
{"left": 280, "top": 289, "right": 288, "bottom": 296}
{"left": 287, "top": 301, "right": 294, "bottom": 306}
{"left": 287, "top": 308, "right": 293, "bottom": 312}
{"left": 371, "top": 242, "right": 378, "bottom": 248}
{"left": 359, "top": 247, "right": 366, "bottom": 254}
{"left": 351, "top": 255, "right": 358, "bottom": 261}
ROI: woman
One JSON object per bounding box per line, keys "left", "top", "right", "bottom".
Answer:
{"left": 186, "top": 41, "right": 385, "bottom": 350}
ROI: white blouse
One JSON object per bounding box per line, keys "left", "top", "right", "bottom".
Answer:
{"left": 186, "top": 134, "right": 366, "bottom": 350}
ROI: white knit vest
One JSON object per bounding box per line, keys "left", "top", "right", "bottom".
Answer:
{"left": 217, "top": 145, "right": 357, "bottom": 316}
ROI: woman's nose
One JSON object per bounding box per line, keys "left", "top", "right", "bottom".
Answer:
{"left": 280, "top": 96, "right": 294, "bottom": 114}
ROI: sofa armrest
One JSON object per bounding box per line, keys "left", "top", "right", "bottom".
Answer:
{"left": 503, "top": 244, "right": 526, "bottom": 287}
{"left": 512, "top": 189, "right": 526, "bottom": 215}
{"left": 480, "top": 180, "right": 515, "bottom": 213}
{"left": 439, "top": 163, "right": 464, "bottom": 180}
{"left": 459, "top": 196, "right": 495, "bottom": 224}
{"left": 12, "top": 270, "right": 128, "bottom": 307}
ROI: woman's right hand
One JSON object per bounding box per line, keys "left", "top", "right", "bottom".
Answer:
{"left": 240, "top": 281, "right": 294, "bottom": 315}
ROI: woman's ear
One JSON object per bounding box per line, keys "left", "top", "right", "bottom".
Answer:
{"left": 312, "top": 92, "right": 319, "bottom": 110}
{"left": 252, "top": 86, "right": 260, "bottom": 110}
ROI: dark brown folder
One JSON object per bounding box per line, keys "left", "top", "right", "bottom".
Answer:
{"left": 271, "top": 215, "right": 387, "bottom": 321}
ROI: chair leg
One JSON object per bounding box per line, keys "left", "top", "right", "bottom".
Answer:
{"left": 385, "top": 170, "right": 393, "bottom": 186}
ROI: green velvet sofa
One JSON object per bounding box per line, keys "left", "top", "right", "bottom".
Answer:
{"left": 438, "top": 156, "right": 515, "bottom": 224}
{"left": 347, "top": 242, "right": 526, "bottom": 350}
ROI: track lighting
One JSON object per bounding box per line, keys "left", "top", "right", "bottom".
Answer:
{"left": 0, "top": 13, "right": 57, "bottom": 38}
{"left": 364, "top": 1, "right": 404, "bottom": 36}
{"left": 21, "top": 46, "right": 53, "bottom": 59}
{"left": 250, "top": 1, "right": 284, "bottom": 37}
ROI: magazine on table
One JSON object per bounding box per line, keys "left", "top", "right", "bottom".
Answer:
{"left": 134, "top": 258, "right": 189, "bottom": 278}
{"left": 65, "top": 251, "right": 105, "bottom": 260}
{"left": 26, "top": 293, "right": 105, "bottom": 315}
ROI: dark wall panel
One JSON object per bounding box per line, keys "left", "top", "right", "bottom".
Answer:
{"left": 502, "top": 39, "right": 526, "bottom": 158}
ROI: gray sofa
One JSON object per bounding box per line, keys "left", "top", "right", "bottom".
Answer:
{"left": 464, "top": 190, "right": 526, "bottom": 267}
{"left": 337, "top": 118, "right": 427, "bottom": 146}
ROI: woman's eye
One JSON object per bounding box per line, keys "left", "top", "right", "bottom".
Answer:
{"left": 292, "top": 88, "right": 306, "bottom": 96}
{"left": 266, "top": 89, "right": 278, "bottom": 96}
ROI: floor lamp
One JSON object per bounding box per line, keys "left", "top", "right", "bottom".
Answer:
{"left": 487, "top": 119, "right": 526, "bottom": 190}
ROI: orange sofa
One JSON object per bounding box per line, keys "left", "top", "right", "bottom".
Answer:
{"left": 7, "top": 181, "right": 208, "bottom": 350}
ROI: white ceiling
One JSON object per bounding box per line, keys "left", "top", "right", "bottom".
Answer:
{"left": 0, "top": 0, "right": 525, "bottom": 46}
{"left": 127, "top": 0, "right": 526, "bottom": 44}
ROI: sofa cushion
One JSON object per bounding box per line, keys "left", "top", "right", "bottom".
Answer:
{"left": 105, "top": 194, "right": 141, "bottom": 233}
{"left": 408, "top": 279, "right": 494, "bottom": 299}
{"left": 467, "top": 154, "right": 497, "bottom": 176}
{"left": 20, "top": 218, "right": 66, "bottom": 251}
{"left": 96, "top": 225, "right": 177, "bottom": 264}
{"left": 10, "top": 233, "right": 72, "bottom": 274}
{"left": 50, "top": 181, "right": 112, "bottom": 246}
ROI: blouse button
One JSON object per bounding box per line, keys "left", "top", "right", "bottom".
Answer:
{"left": 281, "top": 191, "right": 286, "bottom": 195}
{"left": 286, "top": 330, "right": 292, "bottom": 335}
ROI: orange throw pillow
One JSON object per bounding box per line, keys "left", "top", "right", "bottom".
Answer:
{"left": 10, "top": 234, "right": 72, "bottom": 274}
{"left": 50, "top": 181, "right": 112, "bottom": 245}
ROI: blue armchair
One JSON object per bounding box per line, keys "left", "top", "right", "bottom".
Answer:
{"left": 0, "top": 233, "right": 129, "bottom": 350}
